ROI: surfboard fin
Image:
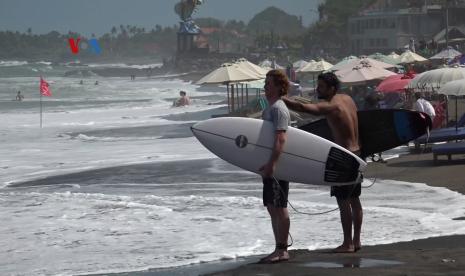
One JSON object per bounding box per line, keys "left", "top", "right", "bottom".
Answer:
{"left": 324, "top": 147, "right": 361, "bottom": 183}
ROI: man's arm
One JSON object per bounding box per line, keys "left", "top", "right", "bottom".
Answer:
{"left": 260, "top": 130, "right": 287, "bottom": 177}
{"left": 282, "top": 97, "right": 339, "bottom": 116}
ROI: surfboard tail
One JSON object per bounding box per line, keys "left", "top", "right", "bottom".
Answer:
{"left": 324, "top": 147, "right": 362, "bottom": 183}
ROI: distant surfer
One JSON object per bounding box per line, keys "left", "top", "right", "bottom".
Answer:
{"left": 283, "top": 72, "right": 363, "bottom": 253}
{"left": 15, "top": 91, "right": 24, "bottom": 101}
{"left": 173, "top": 91, "right": 190, "bottom": 107}
{"left": 258, "top": 69, "right": 291, "bottom": 264}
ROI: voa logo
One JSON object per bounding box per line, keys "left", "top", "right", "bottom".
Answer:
{"left": 68, "top": 38, "right": 102, "bottom": 55}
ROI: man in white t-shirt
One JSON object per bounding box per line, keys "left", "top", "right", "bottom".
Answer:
{"left": 413, "top": 92, "right": 435, "bottom": 121}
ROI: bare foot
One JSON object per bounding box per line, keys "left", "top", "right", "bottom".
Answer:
{"left": 258, "top": 250, "right": 289, "bottom": 264}
{"left": 354, "top": 241, "right": 362, "bottom": 252}
{"left": 332, "top": 244, "right": 355, "bottom": 253}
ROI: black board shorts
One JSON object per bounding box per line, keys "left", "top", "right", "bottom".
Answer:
{"left": 331, "top": 150, "right": 363, "bottom": 200}
{"left": 263, "top": 178, "right": 289, "bottom": 208}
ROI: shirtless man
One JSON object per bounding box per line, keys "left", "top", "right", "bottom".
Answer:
{"left": 175, "top": 91, "right": 190, "bottom": 107}
{"left": 283, "top": 72, "right": 363, "bottom": 253}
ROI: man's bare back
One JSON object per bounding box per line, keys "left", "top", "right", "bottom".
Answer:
{"left": 326, "top": 94, "right": 360, "bottom": 153}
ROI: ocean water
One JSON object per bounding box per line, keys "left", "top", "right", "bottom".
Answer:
{"left": 1, "top": 61, "right": 465, "bottom": 276}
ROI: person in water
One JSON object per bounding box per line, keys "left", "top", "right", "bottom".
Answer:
{"left": 15, "top": 91, "right": 24, "bottom": 101}
{"left": 174, "top": 91, "right": 191, "bottom": 106}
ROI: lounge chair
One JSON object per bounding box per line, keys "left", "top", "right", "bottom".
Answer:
{"left": 433, "top": 141, "right": 465, "bottom": 164}
{"left": 415, "top": 127, "right": 465, "bottom": 147}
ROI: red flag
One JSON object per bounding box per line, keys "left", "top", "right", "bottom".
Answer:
{"left": 40, "top": 77, "right": 52, "bottom": 97}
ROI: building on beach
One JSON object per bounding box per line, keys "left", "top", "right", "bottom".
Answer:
{"left": 348, "top": 0, "right": 465, "bottom": 55}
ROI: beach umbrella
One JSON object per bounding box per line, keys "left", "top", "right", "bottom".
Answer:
{"left": 297, "top": 59, "right": 333, "bottom": 73}
{"left": 407, "top": 66, "right": 465, "bottom": 91}
{"left": 387, "top": 52, "right": 400, "bottom": 60}
{"left": 376, "top": 73, "right": 415, "bottom": 93}
{"left": 336, "top": 62, "right": 396, "bottom": 85}
{"left": 430, "top": 47, "right": 462, "bottom": 61}
{"left": 331, "top": 57, "right": 396, "bottom": 72}
{"left": 439, "top": 79, "right": 465, "bottom": 130}
{"left": 293, "top": 60, "right": 309, "bottom": 70}
{"left": 197, "top": 63, "right": 260, "bottom": 84}
{"left": 369, "top": 53, "right": 400, "bottom": 65}
{"left": 329, "top": 56, "right": 358, "bottom": 71}
{"left": 397, "top": 50, "right": 428, "bottom": 64}
{"left": 259, "top": 59, "right": 283, "bottom": 70}
{"left": 197, "top": 63, "right": 262, "bottom": 113}
{"left": 234, "top": 58, "right": 268, "bottom": 78}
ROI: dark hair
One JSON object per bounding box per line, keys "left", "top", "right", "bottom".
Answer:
{"left": 266, "top": 69, "right": 289, "bottom": 96}
{"left": 180, "top": 91, "right": 186, "bottom": 96}
{"left": 317, "top": 72, "right": 340, "bottom": 92}
{"left": 414, "top": 92, "right": 421, "bottom": 99}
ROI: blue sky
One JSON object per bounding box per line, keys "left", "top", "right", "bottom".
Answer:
{"left": 0, "top": 0, "right": 323, "bottom": 36}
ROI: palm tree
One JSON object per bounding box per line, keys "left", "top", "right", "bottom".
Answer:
{"left": 111, "top": 26, "right": 117, "bottom": 37}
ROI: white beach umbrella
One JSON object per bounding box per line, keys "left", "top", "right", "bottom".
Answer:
{"left": 293, "top": 60, "right": 309, "bottom": 70}
{"left": 331, "top": 57, "right": 395, "bottom": 72}
{"left": 407, "top": 66, "right": 465, "bottom": 91}
{"left": 438, "top": 79, "right": 465, "bottom": 130}
{"left": 297, "top": 59, "right": 333, "bottom": 73}
{"left": 329, "top": 56, "right": 359, "bottom": 71}
{"left": 429, "top": 47, "right": 462, "bottom": 60}
{"left": 369, "top": 53, "right": 400, "bottom": 65}
{"left": 439, "top": 79, "right": 465, "bottom": 96}
{"left": 234, "top": 58, "right": 268, "bottom": 78}
{"left": 387, "top": 52, "right": 400, "bottom": 60}
{"left": 333, "top": 57, "right": 397, "bottom": 72}
{"left": 336, "top": 63, "right": 396, "bottom": 85}
{"left": 259, "top": 59, "right": 283, "bottom": 70}
{"left": 397, "top": 50, "right": 428, "bottom": 64}
{"left": 197, "top": 63, "right": 260, "bottom": 84}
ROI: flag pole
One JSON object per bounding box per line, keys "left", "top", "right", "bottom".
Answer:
{"left": 40, "top": 90, "right": 43, "bottom": 128}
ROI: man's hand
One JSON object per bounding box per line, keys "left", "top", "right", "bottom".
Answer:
{"left": 259, "top": 162, "right": 275, "bottom": 178}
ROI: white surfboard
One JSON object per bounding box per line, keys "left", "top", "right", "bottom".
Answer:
{"left": 191, "top": 117, "right": 367, "bottom": 186}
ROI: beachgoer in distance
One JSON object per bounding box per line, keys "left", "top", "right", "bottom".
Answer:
{"left": 258, "top": 69, "right": 291, "bottom": 264}
{"left": 16, "top": 91, "right": 24, "bottom": 101}
{"left": 283, "top": 72, "right": 363, "bottom": 253}
{"left": 413, "top": 92, "right": 436, "bottom": 122}
{"left": 174, "top": 91, "right": 191, "bottom": 107}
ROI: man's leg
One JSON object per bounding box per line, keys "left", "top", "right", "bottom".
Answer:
{"left": 334, "top": 198, "right": 355, "bottom": 253}
{"left": 259, "top": 206, "right": 290, "bottom": 263}
{"left": 351, "top": 197, "right": 363, "bottom": 251}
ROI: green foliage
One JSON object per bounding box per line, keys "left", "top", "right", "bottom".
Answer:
{"left": 247, "top": 6, "right": 304, "bottom": 36}
{"left": 303, "top": 0, "right": 376, "bottom": 55}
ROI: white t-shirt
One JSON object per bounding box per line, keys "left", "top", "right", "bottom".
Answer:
{"left": 414, "top": 98, "right": 435, "bottom": 118}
